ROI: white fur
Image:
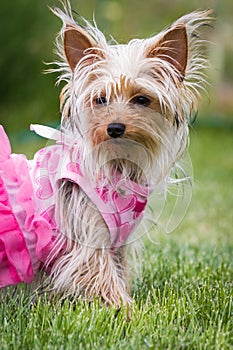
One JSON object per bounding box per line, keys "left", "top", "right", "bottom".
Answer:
{"left": 40, "top": 3, "right": 212, "bottom": 306}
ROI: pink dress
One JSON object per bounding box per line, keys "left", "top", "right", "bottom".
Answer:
{"left": 0, "top": 125, "right": 152, "bottom": 288}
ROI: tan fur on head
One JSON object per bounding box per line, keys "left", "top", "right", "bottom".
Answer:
{"left": 42, "top": 2, "right": 212, "bottom": 306}
{"left": 51, "top": 6, "right": 212, "bottom": 123}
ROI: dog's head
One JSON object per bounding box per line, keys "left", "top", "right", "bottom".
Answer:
{"left": 51, "top": 6, "right": 211, "bottom": 184}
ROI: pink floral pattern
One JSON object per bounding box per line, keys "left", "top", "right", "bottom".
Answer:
{"left": 32, "top": 137, "right": 151, "bottom": 251}
{"left": 0, "top": 124, "right": 152, "bottom": 288}
{"left": 94, "top": 178, "right": 150, "bottom": 250}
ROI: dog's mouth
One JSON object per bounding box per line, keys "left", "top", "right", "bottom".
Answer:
{"left": 81, "top": 135, "right": 156, "bottom": 185}
{"left": 91, "top": 123, "right": 160, "bottom": 157}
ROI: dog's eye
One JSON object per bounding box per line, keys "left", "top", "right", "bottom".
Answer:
{"left": 95, "top": 97, "right": 107, "bottom": 105}
{"left": 132, "top": 96, "right": 151, "bottom": 106}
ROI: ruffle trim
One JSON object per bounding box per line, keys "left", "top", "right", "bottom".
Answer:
{"left": 0, "top": 126, "right": 55, "bottom": 286}
{"left": 0, "top": 177, "right": 34, "bottom": 287}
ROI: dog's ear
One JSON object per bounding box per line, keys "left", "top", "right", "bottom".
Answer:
{"left": 64, "top": 26, "right": 96, "bottom": 71}
{"left": 147, "top": 24, "right": 188, "bottom": 78}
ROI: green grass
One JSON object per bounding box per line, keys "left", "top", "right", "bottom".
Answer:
{"left": 1, "top": 127, "right": 232, "bottom": 350}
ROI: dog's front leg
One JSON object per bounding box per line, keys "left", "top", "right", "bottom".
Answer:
{"left": 50, "top": 183, "right": 132, "bottom": 306}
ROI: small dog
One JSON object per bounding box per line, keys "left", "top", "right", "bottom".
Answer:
{"left": 0, "top": 3, "right": 211, "bottom": 306}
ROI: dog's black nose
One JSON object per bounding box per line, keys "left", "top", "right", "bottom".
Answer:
{"left": 107, "top": 123, "right": 126, "bottom": 138}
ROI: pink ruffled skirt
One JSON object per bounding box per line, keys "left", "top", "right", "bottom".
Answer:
{"left": 0, "top": 126, "right": 54, "bottom": 288}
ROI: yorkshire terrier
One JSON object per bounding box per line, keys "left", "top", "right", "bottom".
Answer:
{"left": 0, "top": 3, "right": 212, "bottom": 306}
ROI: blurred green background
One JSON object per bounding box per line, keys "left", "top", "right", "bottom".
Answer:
{"left": 0, "top": 0, "right": 232, "bottom": 139}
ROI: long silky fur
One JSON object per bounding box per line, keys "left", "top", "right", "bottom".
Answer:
{"left": 41, "top": 2, "right": 212, "bottom": 306}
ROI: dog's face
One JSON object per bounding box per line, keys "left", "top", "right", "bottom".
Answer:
{"left": 54, "top": 10, "right": 209, "bottom": 184}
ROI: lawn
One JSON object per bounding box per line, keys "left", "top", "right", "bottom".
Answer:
{"left": 0, "top": 126, "right": 232, "bottom": 350}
